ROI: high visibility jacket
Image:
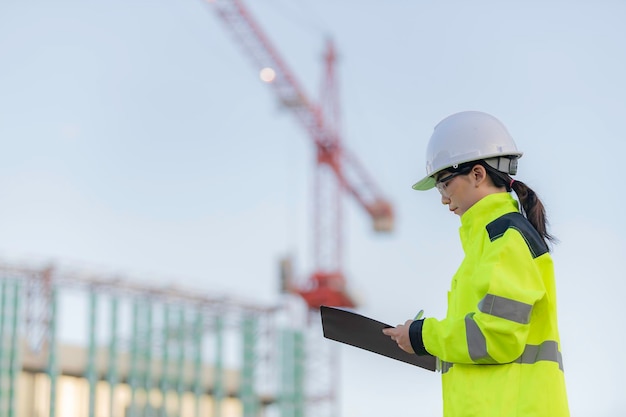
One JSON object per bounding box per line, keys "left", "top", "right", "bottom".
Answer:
{"left": 421, "top": 193, "right": 569, "bottom": 417}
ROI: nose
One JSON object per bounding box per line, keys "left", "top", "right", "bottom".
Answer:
{"left": 441, "top": 194, "right": 450, "bottom": 205}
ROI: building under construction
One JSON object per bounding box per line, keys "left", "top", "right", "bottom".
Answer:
{"left": 0, "top": 1, "right": 395, "bottom": 416}
{"left": 0, "top": 262, "right": 313, "bottom": 417}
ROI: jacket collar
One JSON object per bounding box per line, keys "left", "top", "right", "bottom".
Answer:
{"left": 459, "top": 193, "right": 519, "bottom": 249}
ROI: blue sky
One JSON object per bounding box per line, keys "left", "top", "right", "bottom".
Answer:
{"left": 1, "top": 0, "right": 625, "bottom": 415}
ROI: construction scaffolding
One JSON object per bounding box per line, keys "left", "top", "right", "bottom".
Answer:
{"left": 0, "top": 261, "right": 309, "bottom": 417}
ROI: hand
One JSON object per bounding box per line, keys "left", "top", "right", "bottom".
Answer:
{"left": 382, "top": 319, "right": 415, "bottom": 354}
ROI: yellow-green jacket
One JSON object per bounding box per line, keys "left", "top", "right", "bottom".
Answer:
{"left": 418, "top": 193, "right": 569, "bottom": 416}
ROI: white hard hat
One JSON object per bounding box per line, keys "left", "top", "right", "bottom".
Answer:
{"left": 412, "top": 111, "right": 523, "bottom": 190}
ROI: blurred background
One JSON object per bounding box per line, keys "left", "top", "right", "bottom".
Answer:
{"left": 1, "top": 0, "right": 625, "bottom": 416}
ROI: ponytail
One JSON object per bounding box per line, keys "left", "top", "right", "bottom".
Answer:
{"left": 478, "top": 161, "right": 557, "bottom": 248}
{"left": 510, "top": 180, "right": 556, "bottom": 245}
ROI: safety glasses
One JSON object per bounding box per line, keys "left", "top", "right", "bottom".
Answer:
{"left": 435, "top": 167, "right": 472, "bottom": 196}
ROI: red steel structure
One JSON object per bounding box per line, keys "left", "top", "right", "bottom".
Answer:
{"left": 207, "top": 0, "right": 394, "bottom": 311}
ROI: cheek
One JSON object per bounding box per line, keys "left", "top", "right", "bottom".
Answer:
{"left": 452, "top": 194, "right": 470, "bottom": 211}
{"left": 457, "top": 193, "right": 481, "bottom": 214}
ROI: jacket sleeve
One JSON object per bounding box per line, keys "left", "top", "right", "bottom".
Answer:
{"left": 421, "top": 228, "right": 547, "bottom": 364}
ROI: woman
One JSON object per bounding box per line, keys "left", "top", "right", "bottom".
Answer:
{"left": 383, "top": 111, "right": 569, "bottom": 416}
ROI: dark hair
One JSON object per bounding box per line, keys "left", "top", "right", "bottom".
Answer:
{"left": 452, "top": 161, "right": 557, "bottom": 247}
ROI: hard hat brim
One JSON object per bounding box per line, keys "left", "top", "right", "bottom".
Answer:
{"left": 412, "top": 152, "right": 523, "bottom": 191}
{"left": 412, "top": 176, "right": 436, "bottom": 191}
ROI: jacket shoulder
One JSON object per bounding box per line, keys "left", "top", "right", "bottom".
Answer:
{"left": 485, "top": 212, "right": 548, "bottom": 259}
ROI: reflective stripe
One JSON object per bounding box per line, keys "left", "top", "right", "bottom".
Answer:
{"left": 465, "top": 313, "right": 496, "bottom": 363}
{"left": 516, "top": 340, "right": 564, "bottom": 371}
{"left": 478, "top": 294, "right": 533, "bottom": 324}
{"left": 440, "top": 340, "right": 564, "bottom": 374}
{"left": 440, "top": 360, "right": 453, "bottom": 374}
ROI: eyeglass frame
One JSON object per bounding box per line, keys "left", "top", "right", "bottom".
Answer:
{"left": 435, "top": 166, "right": 473, "bottom": 195}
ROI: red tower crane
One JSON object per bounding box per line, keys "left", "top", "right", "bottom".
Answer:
{"left": 207, "top": 0, "right": 394, "bottom": 310}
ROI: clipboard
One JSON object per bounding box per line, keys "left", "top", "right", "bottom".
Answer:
{"left": 320, "top": 305, "right": 437, "bottom": 371}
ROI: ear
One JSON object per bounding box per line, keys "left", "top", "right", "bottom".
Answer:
{"left": 471, "top": 164, "right": 488, "bottom": 187}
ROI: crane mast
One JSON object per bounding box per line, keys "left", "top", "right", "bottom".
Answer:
{"left": 206, "top": 2, "right": 395, "bottom": 417}
{"left": 207, "top": 0, "right": 394, "bottom": 310}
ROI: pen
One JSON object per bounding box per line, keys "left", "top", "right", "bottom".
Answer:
{"left": 414, "top": 309, "right": 424, "bottom": 321}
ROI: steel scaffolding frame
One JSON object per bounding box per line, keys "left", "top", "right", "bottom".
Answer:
{"left": 0, "top": 261, "right": 307, "bottom": 417}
